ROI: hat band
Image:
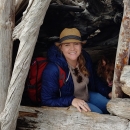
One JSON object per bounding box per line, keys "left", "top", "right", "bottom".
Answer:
{"left": 60, "top": 35, "right": 81, "bottom": 43}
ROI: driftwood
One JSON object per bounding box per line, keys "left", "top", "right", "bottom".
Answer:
{"left": 49, "top": 4, "right": 84, "bottom": 12}
{"left": 0, "top": 0, "right": 129, "bottom": 129}
{"left": 15, "top": 0, "right": 28, "bottom": 25}
{"left": 120, "top": 65, "right": 130, "bottom": 96}
{"left": 0, "top": 0, "right": 51, "bottom": 130}
{"left": 112, "top": 0, "right": 130, "bottom": 98}
{"left": 0, "top": 0, "right": 15, "bottom": 113}
{"left": 16, "top": 0, "right": 123, "bottom": 41}
{"left": 15, "top": 0, "right": 25, "bottom": 12}
{"left": 16, "top": 106, "right": 130, "bottom": 130}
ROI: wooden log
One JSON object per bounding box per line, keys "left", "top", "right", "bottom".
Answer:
{"left": 49, "top": 4, "right": 84, "bottom": 12}
{"left": 120, "top": 65, "right": 130, "bottom": 96}
{"left": 58, "top": 0, "right": 86, "bottom": 9}
{"left": 107, "top": 98, "right": 130, "bottom": 120}
{"left": 0, "top": 0, "right": 51, "bottom": 130}
{"left": 0, "top": 0, "right": 15, "bottom": 113}
{"left": 112, "top": 0, "right": 130, "bottom": 98}
{"left": 16, "top": 106, "right": 130, "bottom": 130}
{"left": 15, "top": 0, "right": 28, "bottom": 25}
{"left": 15, "top": 0, "right": 25, "bottom": 12}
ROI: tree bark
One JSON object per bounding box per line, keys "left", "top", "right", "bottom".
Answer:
{"left": 0, "top": 0, "right": 15, "bottom": 113}
{"left": 112, "top": 0, "right": 130, "bottom": 98}
{"left": 0, "top": 0, "right": 51, "bottom": 130}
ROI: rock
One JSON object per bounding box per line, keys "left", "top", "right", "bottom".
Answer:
{"left": 107, "top": 98, "right": 130, "bottom": 120}
{"left": 120, "top": 65, "right": 130, "bottom": 96}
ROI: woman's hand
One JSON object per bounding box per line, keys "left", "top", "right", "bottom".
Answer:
{"left": 71, "top": 98, "right": 91, "bottom": 112}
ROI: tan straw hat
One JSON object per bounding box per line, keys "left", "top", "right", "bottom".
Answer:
{"left": 55, "top": 28, "right": 86, "bottom": 46}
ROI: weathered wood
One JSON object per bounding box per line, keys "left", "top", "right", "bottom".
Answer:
{"left": 15, "top": 0, "right": 122, "bottom": 44}
{"left": 49, "top": 4, "right": 84, "bottom": 12}
{"left": 58, "top": 0, "right": 86, "bottom": 8}
{"left": 15, "top": 0, "right": 28, "bottom": 25}
{"left": 120, "top": 65, "right": 130, "bottom": 96}
{"left": 0, "top": 0, "right": 51, "bottom": 130}
{"left": 0, "top": 0, "right": 15, "bottom": 113}
{"left": 107, "top": 98, "right": 130, "bottom": 120}
{"left": 112, "top": 0, "right": 130, "bottom": 98}
{"left": 16, "top": 106, "right": 130, "bottom": 130}
{"left": 15, "top": 0, "right": 24, "bottom": 12}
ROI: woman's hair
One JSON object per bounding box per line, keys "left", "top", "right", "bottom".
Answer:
{"left": 78, "top": 53, "right": 89, "bottom": 76}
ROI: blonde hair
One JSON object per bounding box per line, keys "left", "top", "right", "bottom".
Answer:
{"left": 78, "top": 54, "right": 89, "bottom": 77}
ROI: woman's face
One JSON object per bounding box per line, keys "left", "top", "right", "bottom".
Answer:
{"left": 60, "top": 42, "right": 82, "bottom": 65}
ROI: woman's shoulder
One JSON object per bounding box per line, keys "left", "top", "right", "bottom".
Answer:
{"left": 44, "top": 62, "right": 59, "bottom": 72}
{"left": 41, "top": 63, "right": 60, "bottom": 81}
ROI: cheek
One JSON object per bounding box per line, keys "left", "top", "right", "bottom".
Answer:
{"left": 77, "top": 46, "right": 82, "bottom": 53}
{"left": 61, "top": 47, "right": 68, "bottom": 56}
{"left": 61, "top": 47, "right": 66, "bottom": 52}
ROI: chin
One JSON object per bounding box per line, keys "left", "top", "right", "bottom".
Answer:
{"left": 69, "top": 55, "right": 79, "bottom": 60}
{"left": 69, "top": 58, "right": 78, "bottom": 61}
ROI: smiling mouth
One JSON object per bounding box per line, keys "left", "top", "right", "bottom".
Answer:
{"left": 69, "top": 52, "right": 76, "bottom": 54}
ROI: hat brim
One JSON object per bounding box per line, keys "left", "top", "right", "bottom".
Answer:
{"left": 55, "top": 40, "right": 87, "bottom": 46}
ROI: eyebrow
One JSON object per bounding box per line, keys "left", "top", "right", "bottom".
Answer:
{"left": 62, "top": 43, "right": 70, "bottom": 45}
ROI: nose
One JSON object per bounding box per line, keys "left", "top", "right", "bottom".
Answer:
{"left": 70, "top": 43, "right": 75, "bottom": 50}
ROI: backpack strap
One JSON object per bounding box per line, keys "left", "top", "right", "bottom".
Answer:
{"left": 57, "top": 66, "right": 66, "bottom": 88}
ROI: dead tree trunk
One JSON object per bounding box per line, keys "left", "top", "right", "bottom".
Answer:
{"left": 0, "top": 0, "right": 15, "bottom": 113}
{"left": 112, "top": 0, "right": 130, "bottom": 98}
{"left": 0, "top": 0, "right": 51, "bottom": 130}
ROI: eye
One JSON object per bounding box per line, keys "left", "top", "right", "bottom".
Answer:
{"left": 63, "top": 43, "right": 70, "bottom": 46}
{"left": 74, "top": 42, "right": 80, "bottom": 45}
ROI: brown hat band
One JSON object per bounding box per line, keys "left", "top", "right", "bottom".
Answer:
{"left": 59, "top": 35, "right": 81, "bottom": 43}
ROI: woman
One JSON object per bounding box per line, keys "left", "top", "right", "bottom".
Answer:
{"left": 41, "top": 28, "right": 111, "bottom": 114}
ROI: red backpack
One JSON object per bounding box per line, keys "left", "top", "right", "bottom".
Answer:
{"left": 26, "top": 57, "right": 66, "bottom": 105}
